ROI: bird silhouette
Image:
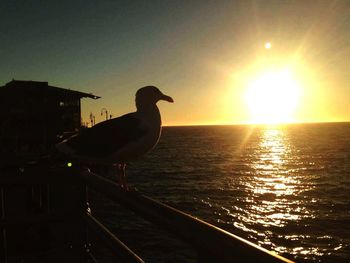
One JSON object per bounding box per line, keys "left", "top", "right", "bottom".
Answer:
{"left": 56, "top": 86, "right": 173, "bottom": 190}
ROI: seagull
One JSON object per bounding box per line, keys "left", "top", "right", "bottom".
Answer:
{"left": 56, "top": 86, "right": 174, "bottom": 190}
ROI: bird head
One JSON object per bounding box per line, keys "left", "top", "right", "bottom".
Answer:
{"left": 136, "top": 86, "right": 174, "bottom": 110}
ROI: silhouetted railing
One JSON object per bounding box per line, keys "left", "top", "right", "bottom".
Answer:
{"left": 81, "top": 169, "right": 294, "bottom": 263}
{"left": 0, "top": 165, "right": 88, "bottom": 263}
{"left": 85, "top": 212, "right": 144, "bottom": 263}
{"left": 0, "top": 164, "right": 294, "bottom": 262}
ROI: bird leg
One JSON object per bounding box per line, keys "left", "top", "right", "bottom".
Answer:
{"left": 120, "top": 163, "right": 128, "bottom": 191}
{"left": 115, "top": 163, "right": 128, "bottom": 191}
{"left": 115, "top": 164, "right": 123, "bottom": 188}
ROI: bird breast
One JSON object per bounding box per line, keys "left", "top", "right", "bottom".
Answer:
{"left": 111, "top": 108, "right": 162, "bottom": 162}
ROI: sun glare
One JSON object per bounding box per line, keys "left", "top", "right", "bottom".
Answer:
{"left": 265, "top": 42, "right": 272, "bottom": 49}
{"left": 245, "top": 69, "right": 301, "bottom": 124}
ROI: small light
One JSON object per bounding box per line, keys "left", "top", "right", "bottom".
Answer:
{"left": 67, "top": 162, "right": 73, "bottom": 167}
{"left": 265, "top": 42, "right": 272, "bottom": 49}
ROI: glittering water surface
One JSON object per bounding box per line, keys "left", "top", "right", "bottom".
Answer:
{"left": 96, "top": 123, "right": 350, "bottom": 262}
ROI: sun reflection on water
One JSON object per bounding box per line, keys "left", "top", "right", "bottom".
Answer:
{"left": 190, "top": 125, "right": 348, "bottom": 261}
{"left": 250, "top": 128, "right": 302, "bottom": 199}
{"left": 234, "top": 127, "right": 322, "bottom": 259}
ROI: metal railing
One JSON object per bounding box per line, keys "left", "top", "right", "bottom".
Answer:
{"left": 0, "top": 165, "right": 88, "bottom": 263}
{"left": 81, "top": 169, "right": 294, "bottom": 263}
{"left": 0, "top": 164, "right": 294, "bottom": 262}
{"left": 85, "top": 212, "right": 144, "bottom": 263}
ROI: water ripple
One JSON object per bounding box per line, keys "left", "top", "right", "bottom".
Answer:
{"left": 126, "top": 123, "right": 350, "bottom": 262}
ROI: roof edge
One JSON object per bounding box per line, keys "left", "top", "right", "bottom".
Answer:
{"left": 2, "top": 80, "right": 100, "bottom": 100}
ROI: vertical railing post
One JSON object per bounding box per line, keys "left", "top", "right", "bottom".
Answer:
{"left": 46, "top": 184, "right": 50, "bottom": 213}
{"left": 1, "top": 187, "right": 8, "bottom": 263}
{"left": 83, "top": 181, "right": 90, "bottom": 262}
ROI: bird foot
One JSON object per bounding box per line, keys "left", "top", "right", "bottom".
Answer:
{"left": 118, "top": 184, "right": 139, "bottom": 193}
{"left": 120, "top": 184, "right": 129, "bottom": 191}
{"left": 128, "top": 186, "right": 138, "bottom": 192}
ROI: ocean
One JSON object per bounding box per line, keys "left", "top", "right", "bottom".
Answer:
{"left": 91, "top": 123, "right": 350, "bottom": 262}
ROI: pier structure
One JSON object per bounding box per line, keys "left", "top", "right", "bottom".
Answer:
{"left": 0, "top": 163, "right": 294, "bottom": 262}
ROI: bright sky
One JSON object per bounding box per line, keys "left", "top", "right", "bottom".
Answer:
{"left": 1, "top": 1, "right": 350, "bottom": 125}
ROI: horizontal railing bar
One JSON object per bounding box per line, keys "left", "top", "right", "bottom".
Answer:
{"left": 0, "top": 214, "right": 65, "bottom": 226}
{"left": 81, "top": 170, "right": 294, "bottom": 263}
{"left": 85, "top": 212, "right": 144, "bottom": 263}
{"left": 87, "top": 251, "right": 99, "bottom": 263}
{"left": 0, "top": 166, "right": 80, "bottom": 184}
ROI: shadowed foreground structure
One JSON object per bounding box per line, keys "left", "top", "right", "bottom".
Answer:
{"left": 0, "top": 163, "right": 294, "bottom": 262}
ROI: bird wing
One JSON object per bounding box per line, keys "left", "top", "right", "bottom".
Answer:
{"left": 66, "top": 112, "right": 147, "bottom": 158}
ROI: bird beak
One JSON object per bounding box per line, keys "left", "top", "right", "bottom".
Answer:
{"left": 160, "top": 94, "right": 174, "bottom": 103}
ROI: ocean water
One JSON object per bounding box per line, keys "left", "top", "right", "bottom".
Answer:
{"left": 92, "top": 123, "right": 350, "bottom": 262}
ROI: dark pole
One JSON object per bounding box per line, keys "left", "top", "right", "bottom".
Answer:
{"left": 101, "top": 108, "right": 108, "bottom": 121}
{"left": 89, "top": 113, "right": 95, "bottom": 127}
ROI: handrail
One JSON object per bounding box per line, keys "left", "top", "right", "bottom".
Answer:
{"left": 0, "top": 165, "right": 144, "bottom": 263}
{"left": 81, "top": 169, "right": 294, "bottom": 263}
{"left": 0, "top": 214, "right": 65, "bottom": 226}
{"left": 0, "top": 165, "right": 79, "bottom": 184}
{"left": 85, "top": 212, "right": 144, "bottom": 263}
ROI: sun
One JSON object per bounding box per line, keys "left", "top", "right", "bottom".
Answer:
{"left": 245, "top": 69, "right": 301, "bottom": 124}
{"left": 265, "top": 42, "right": 272, "bottom": 49}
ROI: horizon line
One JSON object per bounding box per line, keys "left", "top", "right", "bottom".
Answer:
{"left": 163, "top": 120, "right": 350, "bottom": 127}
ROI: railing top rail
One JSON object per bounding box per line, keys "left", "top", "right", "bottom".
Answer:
{"left": 85, "top": 213, "right": 145, "bottom": 263}
{"left": 81, "top": 169, "right": 294, "bottom": 263}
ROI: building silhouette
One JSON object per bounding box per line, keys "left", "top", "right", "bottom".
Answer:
{"left": 0, "top": 80, "right": 99, "bottom": 161}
